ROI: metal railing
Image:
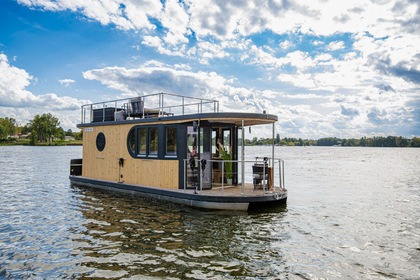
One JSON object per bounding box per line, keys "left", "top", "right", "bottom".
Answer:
{"left": 183, "top": 157, "right": 286, "bottom": 195}
{"left": 81, "top": 92, "right": 220, "bottom": 124}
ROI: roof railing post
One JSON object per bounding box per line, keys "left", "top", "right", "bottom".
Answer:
{"left": 159, "top": 92, "right": 164, "bottom": 117}
{"left": 142, "top": 96, "right": 145, "bottom": 119}
{"left": 102, "top": 102, "right": 105, "bottom": 122}
{"left": 182, "top": 97, "right": 185, "bottom": 115}
{"left": 127, "top": 98, "right": 131, "bottom": 119}
{"left": 115, "top": 101, "right": 118, "bottom": 121}
{"left": 90, "top": 104, "right": 93, "bottom": 123}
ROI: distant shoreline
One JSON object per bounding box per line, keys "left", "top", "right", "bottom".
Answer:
{"left": 1, "top": 135, "right": 419, "bottom": 148}
{"left": 0, "top": 140, "right": 82, "bottom": 146}
{"left": 247, "top": 136, "right": 420, "bottom": 148}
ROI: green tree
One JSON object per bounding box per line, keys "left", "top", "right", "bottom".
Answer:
{"left": 275, "top": 133, "right": 280, "bottom": 145}
{"left": 0, "top": 117, "right": 17, "bottom": 139}
{"left": 0, "top": 125, "right": 6, "bottom": 140}
{"left": 56, "top": 127, "right": 66, "bottom": 140}
{"left": 73, "top": 130, "right": 83, "bottom": 140}
{"left": 298, "top": 138, "right": 303, "bottom": 146}
{"left": 410, "top": 137, "right": 420, "bottom": 147}
{"left": 317, "top": 137, "right": 341, "bottom": 146}
{"left": 29, "top": 113, "right": 61, "bottom": 144}
{"left": 20, "top": 124, "right": 31, "bottom": 135}
{"left": 66, "top": 129, "right": 73, "bottom": 136}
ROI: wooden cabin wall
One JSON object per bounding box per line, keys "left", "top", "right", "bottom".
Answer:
{"left": 82, "top": 124, "right": 179, "bottom": 189}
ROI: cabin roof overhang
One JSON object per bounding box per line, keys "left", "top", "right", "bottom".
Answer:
{"left": 77, "top": 112, "right": 277, "bottom": 128}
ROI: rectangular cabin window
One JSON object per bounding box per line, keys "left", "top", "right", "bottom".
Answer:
{"left": 149, "top": 127, "right": 158, "bottom": 156}
{"left": 138, "top": 128, "right": 147, "bottom": 155}
{"left": 166, "top": 127, "right": 177, "bottom": 156}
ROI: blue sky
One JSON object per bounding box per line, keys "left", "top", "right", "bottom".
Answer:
{"left": 0, "top": 0, "right": 419, "bottom": 138}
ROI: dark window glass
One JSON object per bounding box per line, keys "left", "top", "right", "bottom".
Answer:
{"left": 166, "top": 127, "right": 177, "bottom": 156}
{"left": 149, "top": 127, "right": 158, "bottom": 155}
{"left": 128, "top": 129, "right": 136, "bottom": 154}
{"left": 96, "top": 132, "right": 106, "bottom": 151}
{"left": 138, "top": 128, "right": 147, "bottom": 155}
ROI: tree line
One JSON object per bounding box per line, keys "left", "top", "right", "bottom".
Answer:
{"left": 1, "top": 115, "right": 419, "bottom": 147}
{"left": 246, "top": 135, "right": 420, "bottom": 147}
{"left": 0, "top": 114, "right": 82, "bottom": 145}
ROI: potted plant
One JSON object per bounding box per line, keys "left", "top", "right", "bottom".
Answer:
{"left": 219, "top": 147, "right": 233, "bottom": 185}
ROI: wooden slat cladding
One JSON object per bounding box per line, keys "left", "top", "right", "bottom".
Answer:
{"left": 82, "top": 124, "right": 179, "bottom": 189}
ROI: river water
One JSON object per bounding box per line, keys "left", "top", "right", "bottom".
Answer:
{"left": 0, "top": 146, "right": 419, "bottom": 279}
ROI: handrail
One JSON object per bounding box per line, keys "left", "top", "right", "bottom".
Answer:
{"left": 81, "top": 92, "right": 219, "bottom": 124}
{"left": 182, "top": 157, "right": 286, "bottom": 195}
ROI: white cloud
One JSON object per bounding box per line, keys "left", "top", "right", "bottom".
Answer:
{"left": 190, "top": 41, "right": 229, "bottom": 64}
{"left": 17, "top": 0, "right": 420, "bottom": 70}
{"left": 326, "top": 41, "right": 345, "bottom": 51}
{"left": 83, "top": 63, "right": 229, "bottom": 99}
{"left": 159, "top": 0, "right": 189, "bottom": 45}
{"left": 312, "top": 40, "right": 324, "bottom": 46}
{"left": 81, "top": 60, "right": 416, "bottom": 138}
{"left": 0, "top": 54, "right": 89, "bottom": 129}
{"left": 17, "top": 1, "right": 419, "bottom": 42}
{"left": 280, "top": 40, "right": 294, "bottom": 50}
{"left": 13, "top": 0, "right": 420, "bottom": 137}
{"left": 0, "top": 53, "right": 37, "bottom": 106}
{"left": 59, "top": 78, "right": 75, "bottom": 87}
{"left": 141, "top": 35, "right": 186, "bottom": 57}
{"left": 18, "top": 0, "right": 162, "bottom": 31}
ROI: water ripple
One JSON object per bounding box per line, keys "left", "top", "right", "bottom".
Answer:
{"left": 0, "top": 146, "right": 419, "bottom": 279}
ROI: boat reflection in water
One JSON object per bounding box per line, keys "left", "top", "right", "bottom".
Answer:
{"left": 71, "top": 186, "right": 288, "bottom": 278}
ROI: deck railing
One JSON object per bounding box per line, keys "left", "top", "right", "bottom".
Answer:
{"left": 81, "top": 92, "right": 220, "bottom": 124}
{"left": 183, "top": 157, "right": 286, "bottom": 195}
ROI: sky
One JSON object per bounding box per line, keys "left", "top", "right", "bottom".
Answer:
{"left": 0, "top": 0, "right": 419, "bottom": 139}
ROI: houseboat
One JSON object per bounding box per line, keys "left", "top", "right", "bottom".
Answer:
{"left": 69, "top": 92, "right": 287, "bottom": 211}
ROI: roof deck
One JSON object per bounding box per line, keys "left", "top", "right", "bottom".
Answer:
{"left": 80, "top": 92, "right": 219, "bottom": 124}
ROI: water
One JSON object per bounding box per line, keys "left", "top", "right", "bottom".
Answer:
{"left": 0, "top": 146, "right": 419, "bottom": 279}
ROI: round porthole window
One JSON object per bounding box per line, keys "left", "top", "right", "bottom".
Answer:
{"left": 96, "top": 132, "right": 106, "bottom": 151}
